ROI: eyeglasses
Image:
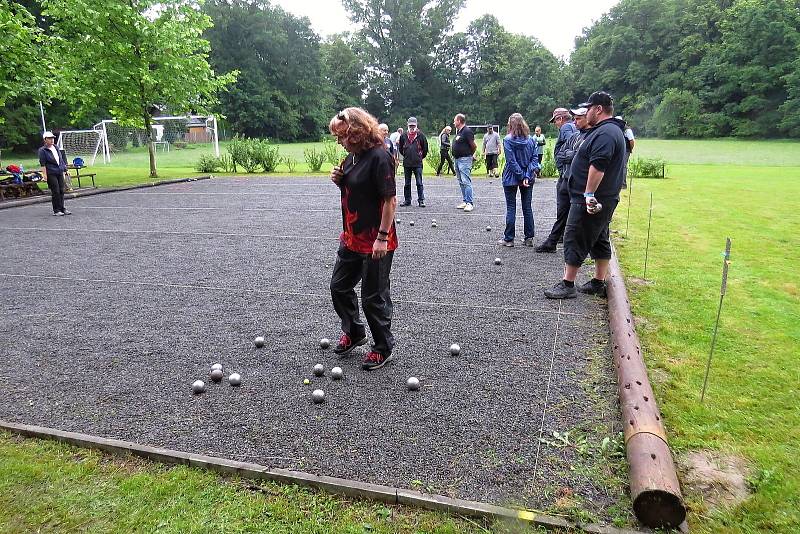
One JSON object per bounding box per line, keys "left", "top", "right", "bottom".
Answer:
{"left": 407, "top": 124, "right": 417, "bottom": 129}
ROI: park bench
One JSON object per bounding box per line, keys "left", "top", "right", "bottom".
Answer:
{"left": 67, "top": 163, "right": 97, "bottom": 189}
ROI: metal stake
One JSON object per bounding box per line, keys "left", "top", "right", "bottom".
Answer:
{"left": 643, "top": 192, "right": 653, "bottom": 280}
{"left": 625, "top": 172, "right": 634, "bottom": 238}
{"left": 701, "top": 238, "right": 732, "bottom": 402}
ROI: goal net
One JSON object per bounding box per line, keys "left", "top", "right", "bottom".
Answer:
{"left": 57, "top": 129, "right": 107, "bottom": 165}
{"left": 94, "top": 115, "right": 220, "bottom": 163}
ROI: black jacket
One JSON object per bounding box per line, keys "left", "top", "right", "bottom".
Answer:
{"left": 397, "top": 132, "right": 428, "bottom": 168}
{"left": 38, "top": 145, "right": 68, "bottom": 175}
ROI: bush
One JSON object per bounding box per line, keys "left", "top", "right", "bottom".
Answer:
{"left": 539, "top": 149, "right": 558, "bottom": 178}
{"left": 304, "top": 148, "right": 325, "bottom": 172}
{"left": 283, "top": 156, "right": 297, "bottom": 173}
{"left": 628, "top": 157, "right": 666, "bottom": 178}
{"left": 226, "top": 136, "right": 280, "bottom": 173}
{"left": 472, "top": 149, "right": 485, "bottom": 172}
{"left": 218, "top": 154, "right": 235, "bottom": 173}
{"left": 425, "top": 148, "right": 441, "bottom": 171}
{"left": 195, "top": 154, "right": 221, "bottom": 173}
{"left": 253, "top": 140, "right": 281, "bottom": 173}
{"left": 322, "top": 139, "right": 347, "bottom": 168}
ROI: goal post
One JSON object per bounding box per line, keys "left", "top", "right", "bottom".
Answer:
{"left": 95, "top": 115, "right": 220, "bottom": 162}
{"left": 57, "top": 129, "right": 108, "bottom": 165}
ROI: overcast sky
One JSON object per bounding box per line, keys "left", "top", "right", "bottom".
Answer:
{"left": 271, "top": 0, "right": 620, "bottom": 60}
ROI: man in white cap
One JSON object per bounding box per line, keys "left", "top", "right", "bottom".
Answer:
{"left": 397, "top": 117, "right": 428, "bottom": 207}
{"left": 38, "top": 131, "right": 71, "bottom": 216}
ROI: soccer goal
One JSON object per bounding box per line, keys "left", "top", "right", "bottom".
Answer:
{"left": 93, "top": 115, "right": 220, "bottom": 163}
{"left": 57, "top": 129, "right": 109, "bottom": 165}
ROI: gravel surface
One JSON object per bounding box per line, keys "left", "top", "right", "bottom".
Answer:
{"left": 0, "top": 175, "right": 625, "bottom": 518}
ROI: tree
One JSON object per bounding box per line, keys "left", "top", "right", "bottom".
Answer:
{"left": 321, "top": 34, "right": 365, "bottom": 114}
{"left": 44, "top": 0, "right": 236, "bottom": 177}
{"left": 0, "top": 1, "right": 48, "bottom": 125}
{"left": 203, "top": 0, "right": 327, "bottom": 141}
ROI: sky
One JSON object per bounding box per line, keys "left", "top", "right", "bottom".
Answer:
{"left": 271, "top": 0, "right": 620, "bottom": 60}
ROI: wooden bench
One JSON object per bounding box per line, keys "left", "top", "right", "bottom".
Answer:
{"left": 67, "top": 165, "right": 97, "bottom": 188}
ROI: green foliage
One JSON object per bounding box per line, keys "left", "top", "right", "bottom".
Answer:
{"left": 650, "top": 89, "right": 712, "bottom": 138}
{"left": 0, "top": 1, "right": 49, "bottom": 120}
{"left": 628, "top": 157, "right": 665, "bottom": 178}
{"left": 425, "top": 148, "right": 442, "bottom": 171}
{"left": 226, "top": 136, "right": 280, "bottom": 173}
{"left": 321, "top": 35, "right": 365, "bottom": 113}
{"left": 203, "top": 0, "right": 326, "bottom": 141}
{"left": 218, "top": 154, "right": 235, "bottom": 173}
{"left": 303, "top": 148, "right": 325, "bottom": 172}
{"left": 283, "top": 156, "right": 297, "bottom": 173}
{"left": 471, "top": 149, "right": 484, "bottom": 172}
{"left": 44, "top": 0, "right": 237, "bottom": 177}
{"left": 321, "top": 139, "right": 347, "bottom": 168}
{"left": 540, "top": 149, "right": 558, "bottom": 178}
{"left": 194, "top": 154, "right": 222, "bottom": 173}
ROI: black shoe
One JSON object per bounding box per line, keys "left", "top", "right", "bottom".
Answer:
{"left": 577, "top": 279, "right": 607, "bottom": 298}
{"left": 535, "top": 243, "right": 557, "bottom": 253}
{"left": 418, "top": 200, "right": 426, "bottom": 207}
{"left": 362, "top": 351, "right": 393, "bottom": 371}
{"left": 544, "top": 280, "right": 577, "bottom": 299}
{"left": 400, "top": 201, "right": 412, "bottom": 207}
{"left": 334, "top": 333, "right": 367, "bottom": 355}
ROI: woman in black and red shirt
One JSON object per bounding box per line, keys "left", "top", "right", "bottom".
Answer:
{"left": 329, "top": 107, "right": 398, "bottom": 371}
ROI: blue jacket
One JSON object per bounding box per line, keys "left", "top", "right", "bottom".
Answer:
{"left": 38, "top": 145, "right": 68, "bottom": 174}
{"left": 501, "top": 135, "right": 539, "bottom": 186}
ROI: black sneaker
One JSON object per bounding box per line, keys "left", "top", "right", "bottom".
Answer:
{"left": 577, "top": 279, "right": 607, "bottom": 298}
{"left": 544, "top": 280, "right": 577, "bottom": 299}
{"left": 334, "top": 333, "right": 367, "bottom": 355}
{"left": 362, "top": 351, "right": 392, "bottom": 371}
{"left": 400, "top": 201, "right": 412, "bottom": 207}
{"left": 418, "top": 200, "right": 426, "bottom": 207}
{"left": 535, "top": 243, "right": 557, "bottom": 253}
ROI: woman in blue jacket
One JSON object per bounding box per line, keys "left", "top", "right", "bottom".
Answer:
{"left": 499, "top": 113, "right": 540, "bottom": 247}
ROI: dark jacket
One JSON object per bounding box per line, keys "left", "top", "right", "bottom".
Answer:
{"left": 38, "top": 145, "right": 68, "bottom": 175}
{"left": 501, "top": 135, "right": 540, "bottom": 187}
{"left": 556, "top": 128, "right": 590, "bottom": 179}
{"left": 568, "top": 117, "right": 627, "bottom": 203}
{"left": 553, "top": 121, "right": 577, "bottom": 177}
{"left": 439, "top": 132, "right": 450, "bottom": 150}
{"left": 397, "top": 132, "right": 428, "bottom": 168}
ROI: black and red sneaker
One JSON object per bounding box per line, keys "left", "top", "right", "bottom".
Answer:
{"left": 362, "top": 351, "right": 393, "bottom": 371}
{"left": 334, "top": 332, "right": 367, "bottom": 356}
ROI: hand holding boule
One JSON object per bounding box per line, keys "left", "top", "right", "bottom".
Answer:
{"left": 586, "top": 197, "right": 603, "bottom": 215}
{"left": 331, "top": 165, "right": 343, "bottom": 185}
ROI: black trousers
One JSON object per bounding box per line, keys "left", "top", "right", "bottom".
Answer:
{"left": 46, "top": 172, "right": 66, "bottom": 214}
{"left": 542, "top": 175, "right": 571, "bottom": 246}
{"left": 436, "top": 149, "right": 455, "bottom": 175}
{"left": 330, "top": 244, "right": 395, "bottom": 356}
{"left": 563, "top": 198, "right": 619, "bottom": 267}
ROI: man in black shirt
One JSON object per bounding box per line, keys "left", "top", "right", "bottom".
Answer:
{"left": 544, "top": 91, "right": 627, "bottom": 299}
{"left": 397, "top": 117, "right": 429, "bottom": 207}
{"left": 451, "top": 113, "right": 476, "bottom": 212}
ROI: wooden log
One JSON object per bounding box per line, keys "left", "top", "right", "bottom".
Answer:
{"left": 607, "top": 251, "right": 686, "bottom": 529}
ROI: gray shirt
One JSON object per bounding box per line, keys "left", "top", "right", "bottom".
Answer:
{"left": 482, "top": 131, "right": 501, "bottom": 155}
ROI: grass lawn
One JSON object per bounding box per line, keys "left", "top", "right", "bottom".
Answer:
{"left": 613, "top": 163, "right": 800, "bottom": 533}
{"left": 0, "top": 431, "right": 549, "bottom": 534}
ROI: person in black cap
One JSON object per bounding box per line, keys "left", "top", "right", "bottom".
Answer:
{"left": 38, "top": 131, "right": 71, "bottom": 216}
{"left": 544, "top": 91, "right": 627, "bottom": 299}
{"left": 397, "top": 117, "right": 429, "bottom": 207}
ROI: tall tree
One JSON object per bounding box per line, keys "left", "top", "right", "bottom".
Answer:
{"left": 44, "top": 0, "right": 236, "bottom": 177}
{"left": 204, "top": 0, "right": 327, "bottom": 141}
{"left": 320, "top": 34, "right": 365, "bottom": 114}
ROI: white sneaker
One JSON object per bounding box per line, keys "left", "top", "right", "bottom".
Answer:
{"left": 463, "top": 203, "right": 474, "bottom": 212}
{"left": 456, "top": 202, "right": 467, "bottom": 209}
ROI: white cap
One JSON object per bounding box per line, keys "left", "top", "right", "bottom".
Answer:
{"left": 570, "top": 107, "right": 588, "bottom": 116}
{"left": 43, "top": 131, "right": 55, "bottom": 139}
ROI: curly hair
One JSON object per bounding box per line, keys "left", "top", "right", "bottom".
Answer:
{"left": 329, "top": 107, "right": 384, "bottom": 153}
{"left": 507, "top": 113, "right": 530, "bottom": 138}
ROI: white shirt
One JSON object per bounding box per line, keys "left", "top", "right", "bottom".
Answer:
{"left": 624, "top": 128, "right": 635, "bottom": 141}
{"left": 389, "top": 132, "right": 401, "bottom": 144}
{"left": 48, "top": 145, "right": 60, "bottom": 164}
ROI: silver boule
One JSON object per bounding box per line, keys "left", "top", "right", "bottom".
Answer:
{"left": 229, "top": 373, "right": 242, "bottom": 386}
{"left": 449, "top": 343, "right": 461, "bottom": 356}
{"left": 331, "top": 366, "right": 343, "bottom": 380}
{"left": 192, "top": 380, "right": 206, "bottom": 394}
{"left": 210, "top": 369, "right": 224, "bottom": 382}
{"left": 431, "top": 222, "right": 437, "bottom": 228}
{"left": 313, "top": 363, "right": 325, "bottom": 377}
{"left": 254, "top": 336, "right": 265, "bottom": 348}
{"left": 494, "top": 257, "right": 502, "bottom": 265}
{"left": 320, "top": 338, "right": 330, "bottom": 349}
{"left": 312, "top": 389, "right": 325, "bottom": 404}
{"left": 409, "top": 221, "right": 415, "bottom": 226}
{"left": 406, "top": 376, "right": 420, "bottom": 391}
{"left": 211, "top": 363, "right": 223, "bottom": 371}
{"left": 485, "top": 226, "right": 492, "bottom": 231}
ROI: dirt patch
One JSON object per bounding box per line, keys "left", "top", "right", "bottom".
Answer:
{"left": 627, "top": 277, "right": 654, "bottom": 286}
{"left": 678, "top": 450, "right": 751, "bottom": 510}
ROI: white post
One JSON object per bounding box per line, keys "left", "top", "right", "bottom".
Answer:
{"left": 39, "top": 101, "right": 47, "bottom": 132}
{"left": 102, "top": 121, "right": 111, "bottom": 163}
{"left": 212, "top": 115, "right": 220, "bottom": 157}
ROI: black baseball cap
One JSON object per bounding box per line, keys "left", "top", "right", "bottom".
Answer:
{"left": 578, "top": 91, "right": 613, "bottom": 108}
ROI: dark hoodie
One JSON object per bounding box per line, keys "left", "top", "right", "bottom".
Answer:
{"left": 568, "top": 117, "right": 626, "bottom": 203}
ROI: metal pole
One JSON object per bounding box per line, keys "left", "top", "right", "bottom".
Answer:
{"left": 625, "top": 172, "right": 634, "bottom": 238}
{"left": 212, "top": 115, "right": 220, "bottom": 157}
{"left": 103, "top": 121, "right": 111, "bottom": 163}
{"left": 643, "top": 192, "right": 653, "bottom": 280}
{"left": 39, "top": 101, "right": 47, "bottom": 132}
{"left": 701, "top": 238, "right": 732, "bottom": 402}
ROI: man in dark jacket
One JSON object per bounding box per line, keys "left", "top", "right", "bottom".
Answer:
{"left": 397, "top": 116, "right": 429, "bottom": 207}
{"left": 536, "top": 107, "right": 589, "bottom": 253}
{"left": 38, "top": 131, "right": 71, "bottom": 216}
{"left": 544, "top": 92, "right": 626, "bottom": 299}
